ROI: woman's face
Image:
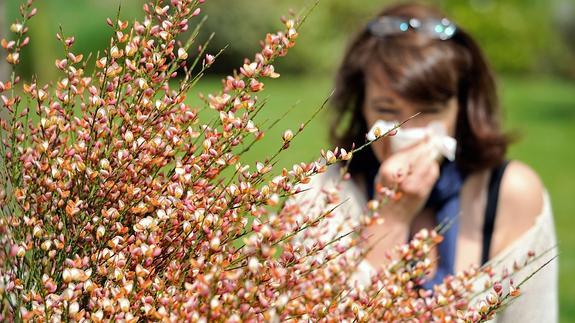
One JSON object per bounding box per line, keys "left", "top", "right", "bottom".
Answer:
{"left": 362, "top": 68, "right": 459, "bottom": 163}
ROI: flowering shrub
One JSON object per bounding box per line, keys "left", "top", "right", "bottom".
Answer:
{"left": 0, "top": 0, "right": 549, "bottom": 321}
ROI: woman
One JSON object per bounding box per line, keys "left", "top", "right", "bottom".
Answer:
{"left": 305, "top": 2, "right": 557, "bottom": 321}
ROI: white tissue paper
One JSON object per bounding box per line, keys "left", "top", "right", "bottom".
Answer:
{"left": 366, "top": 120, "right": 457, "bottom": 161}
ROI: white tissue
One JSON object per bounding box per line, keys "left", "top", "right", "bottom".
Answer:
{"left": 366, "top": 120, "right": 457, "bottom": 161}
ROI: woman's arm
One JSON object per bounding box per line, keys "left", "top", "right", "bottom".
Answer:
{"left": 486, "top": 161, "right": 558, "bottom": 322}
{"left": 490, "top": 161, "right": 544, "bottom": 258}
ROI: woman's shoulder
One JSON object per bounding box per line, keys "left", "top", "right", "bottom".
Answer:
{"left": 481, "top": 162, "right": 558, "bottom": 322}
{"left": 491, "top": 160, "right": 547, "bottom": 256}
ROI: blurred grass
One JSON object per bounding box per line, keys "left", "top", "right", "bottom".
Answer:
{"left": 192, "top": 73, "right": 575, "bottom": 322}
{"left": 501, "top": 76, "right": 575, "bottom": 323}
{"left": 5, "top": 0, "right": 142, "bottom": 82}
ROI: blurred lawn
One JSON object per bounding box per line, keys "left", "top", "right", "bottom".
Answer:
{"left": 193, "top": 73, "right": 575, "bottom": 322}
{"left": 501, "top": 76, "right": 575, "bottom": 323}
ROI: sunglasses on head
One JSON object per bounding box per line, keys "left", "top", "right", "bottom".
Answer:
{"left": 367, "top": 16, "right": 457, "bottom": 40}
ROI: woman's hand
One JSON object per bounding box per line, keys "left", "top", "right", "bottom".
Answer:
{"left": 375, "top": 138, "right": 440, "bottom": 225}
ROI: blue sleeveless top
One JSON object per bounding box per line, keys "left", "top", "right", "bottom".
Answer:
{"left": 419, "top": 161, "right": 465, "bottom": 289}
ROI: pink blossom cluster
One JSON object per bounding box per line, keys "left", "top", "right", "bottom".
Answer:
{"left": 0, "top": 0, "right": 535, "bottom": 321}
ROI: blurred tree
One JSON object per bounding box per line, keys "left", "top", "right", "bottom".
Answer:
{"left": 196, "top": 0, "right": 285, "bottom": 74}
{"left": 4, "top": 0, "right": 574, "bottom": 77}
{"left": 552, "top": 0, "right": 575, "bottom": 77}
{"left": 440, "top": 0, "right": 573, "bottom": 76}
{"left": 198, "top": 0, "right": 575, "bottom": 77}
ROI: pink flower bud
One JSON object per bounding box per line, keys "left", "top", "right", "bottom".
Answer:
{"left": 325, "top": 150, "right": 337, "bottom": 165}
{"left": 248, "top": 257, "right": 260, "bottom": 274}
{"left": 493, "top": 281, "right": 503, "bottom": 295}
{"left": 210, "top": 237, "right": 221, "bottom": 250}
{"left": 282, "top": 129, "right": 293, "bottom": 142}
{"left": 240, "top": 62, "right": 258, "bottom": 78}
{"left": 204, "top": 54, "right": 214, "bottom": 65}
{"left": 20, "top": 37, "right": 30, "bottom": 47}
{"left": 28, "top": 8, "right": 38, "bottom": 18}
{"left": 178, "top": 48, "right": 188, "bottom": 60}
{"left": 6, "top": 52, "right": 19, "bottom": 65}
{"left": 250, "top": 79, "right": 264, "bottom": 92}
{"left": 10, "top": 24, "right": 23, "bottom": 33}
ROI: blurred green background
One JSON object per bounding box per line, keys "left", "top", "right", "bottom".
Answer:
{"left": 2, "top": 0, "right": 574, "bottom": 321}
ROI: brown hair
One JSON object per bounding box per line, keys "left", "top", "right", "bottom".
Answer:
{"left": 331, "top": 2, "right": 510, "bottom": 176}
